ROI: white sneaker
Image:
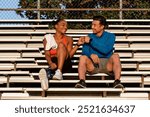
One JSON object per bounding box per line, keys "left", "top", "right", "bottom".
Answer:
{"left": 52, "top": 69, "right": 63, "bottom": 80}
{"left": 39, "top": 68, "right": 49, "bottom": 91}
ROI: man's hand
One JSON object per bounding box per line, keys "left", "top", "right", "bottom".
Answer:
{"left": 90, "top": 54, "right": 99, "bottom": 64}
{"left": 84, "top": 36, "right": 90, "bottom": 43}
{"left": 77, "top": 36, "right": 90, "bottom": 46}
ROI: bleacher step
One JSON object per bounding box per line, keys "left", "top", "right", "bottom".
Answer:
{"left": 1, "top": 93, "right": 29, "bottom": 99}
{"left": 120, "top": 92, "right": 148, "bottom": 98}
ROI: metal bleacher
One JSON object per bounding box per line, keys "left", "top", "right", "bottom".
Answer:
{"left": 0, "top": 19, "right": 150, "bottom": 100}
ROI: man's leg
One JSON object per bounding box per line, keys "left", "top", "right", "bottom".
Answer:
{"left": 106, "top": 53, "right": 124, "bottom": 88}
{"left": 75, "top": 55, "right": 95, "bottom": 88}
{"left": 107, "top": 53, "right": 121, "bottom": 80}
{"left": 53, "top": 43, "right": 69, "bottom": 80}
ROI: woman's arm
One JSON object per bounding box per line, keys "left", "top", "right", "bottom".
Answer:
{"left": 43, "top": 39, "right": 57, "bottom": 69}
{"left": 67, "top": 36, "right": 84, "bottom": 58}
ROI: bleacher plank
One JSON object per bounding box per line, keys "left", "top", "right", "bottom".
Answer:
{"left": 0, "top": 19, "right": 149, "bottom": 23}
{"left": 16, "top": 63, "right": 47, "bottom": 69}
{"left": 0, "top": 71, "right": 30, "bottom": 75}
{"left": 25, "top": 87, "right": 122, "bottom": 97}
{"left": 120, "top": 92, "right": 148, "bottom": 99}
{"left": 14, "top": 79, "right": 141, "bottom": 84}
{"left": 0, "top": 71, "right": 30, "bottom": 87}
{"left": 0, "top": 25, "right": 48, "bottom": 29}
{"left": 1, "top": 93, "right": 29, "bottom": 100}
{"left": 0, "top": 31, "right": 47, "bottom": 34}
{"left": 0, "top": 48, "right": 39, "bottom": 51}
{"left": 22, "top": 53, "right": 44, "bottom": 58}
{"left": 0, "top": 48, "right": 40, "bottom": 58}
{"left": 24, "top": 87, "right": 150, "bottom": 99}
{"left": 63, "top": 71, "right": 150, "bottom": 87}
{"left": 0, "top": 87, "right": 24, "bottom": 92}
{"left": 109, "top": 25, "right": 150, "bottom": 29}
{"left": 0, "top": 58, "right": 35, "bottom": 62}
{"left": 124, "top": 87, "right": 150, "bottom": 92}
{"left": 0, "top": 29, "right": 150, "bottom": 35}
{"left": 0, "top": 39, "right": 42, "bottom": 42}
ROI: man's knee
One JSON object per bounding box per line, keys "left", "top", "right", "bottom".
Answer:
{"left": 113, "top": 53, "right": 120, "bottom": 58}
{"left": 111, "top": 53, "right": 121, "bottom": 69}
{"left": 79, "top": 55, "right": 88, "bottom": 60}
{"left": 112, "top": 53, "right": 120, "bottom": 61}
{"left": 79, "top": 55, "right": 88, "bottom": 63}
{"left": 107, "top": 53, "right": 120, "bottom": 71}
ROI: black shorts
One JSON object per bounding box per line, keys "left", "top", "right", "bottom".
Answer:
{"left": 51, "top": 57, "right": 73, "bottom": 73}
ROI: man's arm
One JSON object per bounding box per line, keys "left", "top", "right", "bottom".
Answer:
{"left": 69, "top": 36, "right": 85, "bottom": 58}
{"left": 82, "top": 43, "right": 91, "bottom": 58}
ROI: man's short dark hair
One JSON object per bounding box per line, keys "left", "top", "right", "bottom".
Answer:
{"left": 93, "top": 15, "right": 107, "bottom": 27}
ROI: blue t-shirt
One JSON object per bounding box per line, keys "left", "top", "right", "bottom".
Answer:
{"left": 82, "top": 31, "right": 116, "bottom": 58}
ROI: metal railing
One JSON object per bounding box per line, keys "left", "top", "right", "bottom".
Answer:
{"left": 0, "top": 0, "right": 149, "bottom": 20}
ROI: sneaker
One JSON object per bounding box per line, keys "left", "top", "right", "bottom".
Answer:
{"left": 52, "top": 69, "right": 63, "bottom": 80}
{"left": 39, "top": 68, "right": 49, "bottom": 91}
{"left": 45, "top": 68, "right": 54, "bottom": 80}
{"left": 75, "top": 79, "right": 86, "bottom": 88}
{"left": 113, "top": 79, "right": 124, "bottom": 88}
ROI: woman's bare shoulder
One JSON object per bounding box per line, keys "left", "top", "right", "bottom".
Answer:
{"left": 66, "top": 36, "right": 73, "bottom": 41}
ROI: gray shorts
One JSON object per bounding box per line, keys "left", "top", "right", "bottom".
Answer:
{"left": 88, "top": 58, "right": 112, "bottom": 75}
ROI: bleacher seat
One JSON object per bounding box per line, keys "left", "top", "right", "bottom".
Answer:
{"left": 0, "top": 19, "right": 150, "bottom": 99}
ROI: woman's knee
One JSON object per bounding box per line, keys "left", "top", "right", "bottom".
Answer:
{"left": 57, "top": 43, "right": 67, "bottom": 51}
{"left": 58, "top": 42, "right": 65, "bottom": 48}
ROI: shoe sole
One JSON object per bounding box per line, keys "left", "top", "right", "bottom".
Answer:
{"left": 52, "top": 75, "right": 63, "bottom": 80}
{"left": 75, "top": 84, "right": 86, "bottom": 88}
{"left": 52, "top": 77, "right": 61, "bottom": 80}
{"left": 39, "top": 69, "right": 49, "bottom": 91}
{"left": 114, "top": 84, "right": 124, "bottom": 89}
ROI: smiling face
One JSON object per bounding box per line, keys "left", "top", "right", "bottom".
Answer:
{"left": 55, "top": 20, "right": 67, "bottom": 34}
{"left": 91, "top": 20, "right": 104, "bottom": 36}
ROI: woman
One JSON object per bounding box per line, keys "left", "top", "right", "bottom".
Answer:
{"left": 39, "top": 18, "right": 84, "bottom": 90}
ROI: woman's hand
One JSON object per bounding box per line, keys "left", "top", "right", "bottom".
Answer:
{"left": 49, "top": 62, "right": 57, "bottom": 70}
{"left": 77, "top": 36, "right": 91, "bottom": 46}
{"left": 77, "top": 37, "right": 85, "bottom": 46}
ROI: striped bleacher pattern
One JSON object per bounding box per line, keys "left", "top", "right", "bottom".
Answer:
{"left": 0, "top": 19, "right": 150, "bottom": 100}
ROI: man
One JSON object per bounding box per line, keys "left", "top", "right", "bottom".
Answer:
{"left": 75, "top": 15, "right": 124, "bottom": 88}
